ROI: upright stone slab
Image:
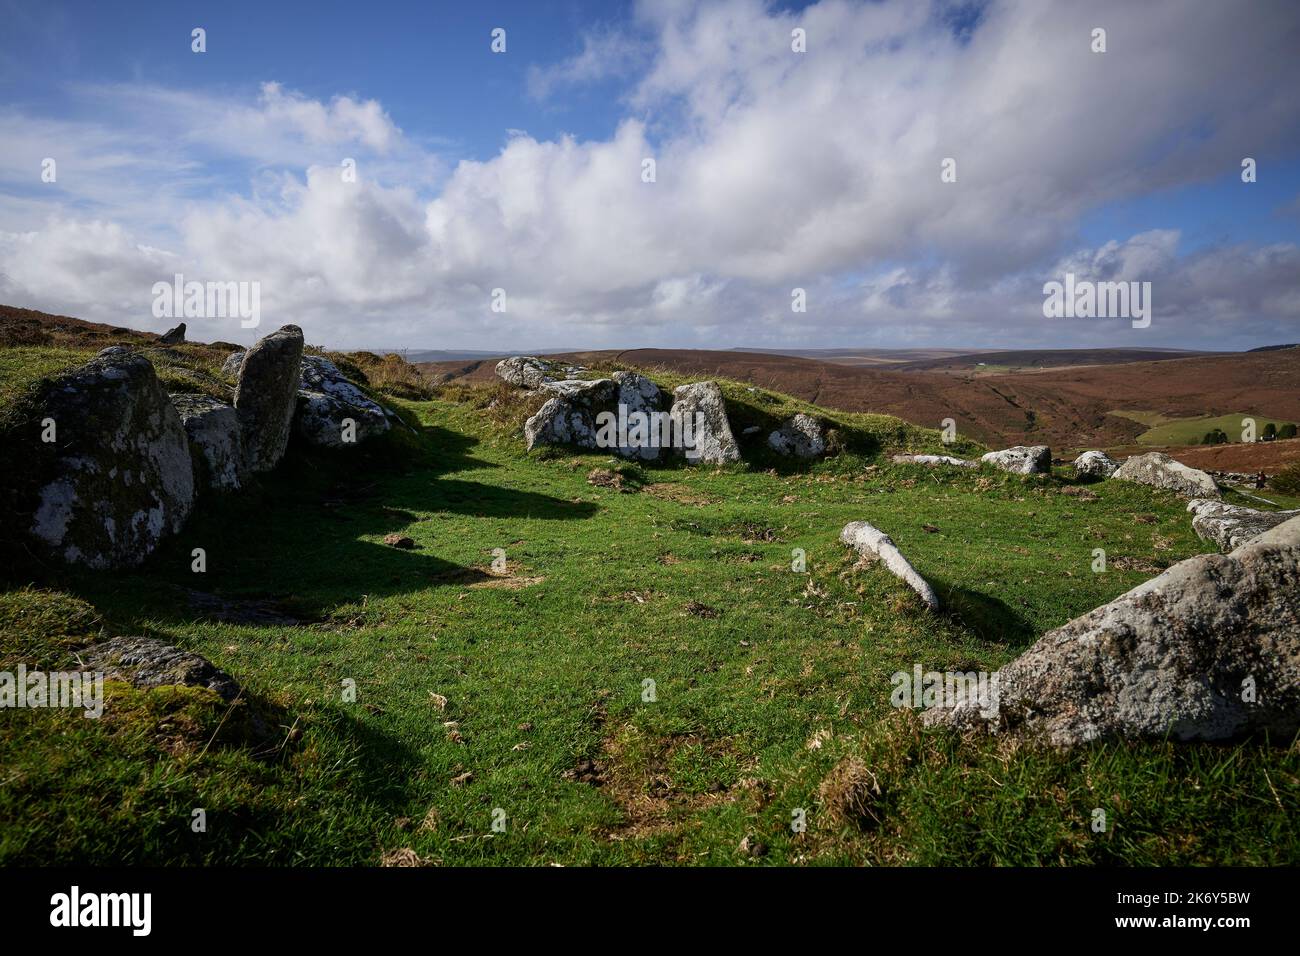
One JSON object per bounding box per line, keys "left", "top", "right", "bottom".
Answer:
{"left": 28, "top": 347, "right": 195, "bottom": 568}
{"left": 171, "top": 393, "right": 245, "bottom": 490}
{"left": 670, "top": 382, "right": 740, "bottom": 465}
{"left": 234, "top": 325, "right": 303, "bottom": 473}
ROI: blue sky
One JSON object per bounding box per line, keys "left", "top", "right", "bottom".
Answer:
{"left": 2, "top": 0, "right": 1298, "bottom": 351}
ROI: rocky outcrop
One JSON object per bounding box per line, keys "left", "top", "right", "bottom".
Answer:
{"left": 295, "top": 354, "right": 392, "bottom": 448}
{"left": 524, "top": 379, "right": 617, "bottom": 451}
{"left": 980, "top": 445, "right": 1051, "bottom": 475}
{"left": 496, "top": 355, "right": 587, "bottom": 389}
{"left": 1073, "top": 450, "right": 1118, "bottom": 479}
{"left": 670, "top": 382, "right": 740, "bottom": 465}
{"left": 891, "top": 454, "right": 977, "bottom": 468}
{"left": 1115, "top": 452, "right": 1219, "bottom": 498}
{"left": 768, "top": 414, "right": 826, "bottom": 458}
{"left": 28, "top": 347, "right": 195, "bottom": 569}
{"left": 840, "top": 521, "right": 939, "bottom": 611}
{"left": 233, "top": 325, "right": 303, "bottom": 473}
{"left": 1187, "top": 499, "right": 1299, "bottom": 552}
{"left": 77, "top": 635, "right": 241, "bottom": 701}
{"left": 171, "top": 394, "right": 244, "bottom": 491}
{"left": 925, "top": 515, "right": 1300, "bottom": 746}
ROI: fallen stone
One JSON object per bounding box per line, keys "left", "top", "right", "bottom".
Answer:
{"left": 670, "top": 382, "right": 740, "bottom": 465}
{"left": 1073, "top": 450, "right": 1119, "bottom": 479}
{"left": 1115, "top": 451, "right": 1220, "bottom": 498}
{"left": 295, "top": 354, "right": 392, "bottom": 448}
{"left": 495, "top": 356, "right": 585, "bottom": 389}
{"left": 768, "top": 413, "right": 826, "bottom": 458}
{"left": 925, "top": 515, "right": 1300, "bottom": 745}
{"left": 980, "top": 445, "right": 1051, "bottom": 475}
{"left": 28, "top": 348, "right": 195, "bottom": 568}
{"left": 840, "top": 521, "right": 939, "bottom": 611}
{"left": 170, "top": 393, "right": 245, "bottom": 491}
{"left": 234, "top": 325, "right": 303, "bottom": 473}
{"left": 1187, "top": 498, "right": 1299, "bottom": 552}
{"left": 891, "top": 454, "right": 977, "bottom": 468}
{"left": 78, "top": 635, "right": 241, "bottom": 701}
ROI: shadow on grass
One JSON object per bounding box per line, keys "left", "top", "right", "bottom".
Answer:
{"left": 52, "top": 418, "right": 598, "bottom": 624}
{"left": 935, "top": 582, "right": 1036, "bottom": 648}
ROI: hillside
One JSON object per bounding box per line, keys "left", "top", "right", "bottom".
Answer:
{"left": 420, "top": 347, "right": 1300, "bottom": 460}
{"left": 2, "top": 312, "right": 1298, "bottom": 866}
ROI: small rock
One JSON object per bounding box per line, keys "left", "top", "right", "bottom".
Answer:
{"left": 78, "top": 635, "right": 240, "bottom": 701}
{"left": 1114, "top": 452, "right": 1220, "bottom": 498}
{"left": 768, "top": 413, "right": 826, "bottom": 458}
{"left": 840, "top": 521, "right": 939, "bottom": 611}
{"left": 1073, "top": 450, "right": 1119, "bottom": 479}
{"left": 383, "top": 534, "right": 415, "bottom": 549}
{"left": 157, "top": 322, "right": 186, "bottom": 345}
{"left": 980, "top": 445, "right": 1051, "bottom": 475}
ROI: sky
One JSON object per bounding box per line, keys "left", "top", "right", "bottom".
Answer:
{"left": 1, "top": 0, "right": 1299, "bottom": 352}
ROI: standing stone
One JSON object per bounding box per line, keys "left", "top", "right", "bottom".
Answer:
{"left": 670, "top": 382, "right": 741, "bottom": 465}
{"left": 612, "top": 370, "right": 668, "bottom": 461}
{"left": 234, "top": 325, "right": 303, "bottom": 473}
{"left": 171, "top": 394, "right": 245, "bottom": 491}
{"left": 158, "top": 322, "right": 186, "bottom": 345}
{"left": 28, "top": 348, "right": 195, "bottom": 568}
{"left": 1114, "top": 451, "right": 1219, "bottom": 498}
{"left": 768, "top": 414, "right": 826, "bottom": 458}
{"left": 980, "top": 445, "right": 1051, "bottom": 475}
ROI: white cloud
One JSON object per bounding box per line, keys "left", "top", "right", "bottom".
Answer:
{"left": 2, "top": 0, "right": 1299, "bottom": 350}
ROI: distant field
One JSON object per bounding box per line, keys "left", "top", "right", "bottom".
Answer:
{"left": 1111, "top": 410, "right": 1297, "bottom": 446}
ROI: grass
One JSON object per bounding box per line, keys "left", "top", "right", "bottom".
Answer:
{"left": 2, "top": 371, "right": 1296, "bottom": 866}
{"left": 1110, "top": 409, "right": 1296, "bottom": 446}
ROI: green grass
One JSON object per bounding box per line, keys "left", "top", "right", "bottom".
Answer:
{"left": 2, "top": 380, "right": 1297, "bottom": 866}
{"left": 1110, "top": 409, "right": 1295, "bottom": 446}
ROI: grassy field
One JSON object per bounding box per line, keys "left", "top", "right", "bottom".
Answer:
{"left": 1110, "top": 409, "right": 1295, "bottom": 446}
{"left": 2, "top": 378, "right": 1298, "bottom": 866}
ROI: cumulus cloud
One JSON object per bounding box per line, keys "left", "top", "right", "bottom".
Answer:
{"left": 2, "top": 0, "right": 1299, "bottom": 349}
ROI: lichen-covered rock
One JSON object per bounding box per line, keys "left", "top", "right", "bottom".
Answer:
{"left": 1073, "top": 450, "right": 1118, "bottom": 479}
{"left": 670, "top": 382, "right": 740, "bottom": 465}
{"left": 1115, "top": 451, "right": 1219, "bottom": 498}
{"left": 840, "top": 521, "right": 938, "bottom": 611}
{"left": 891, "top": 454, "right": 977, "bottom": 468}
{"left": 980, "top": 445, "right": 1051, "bottom": 475}
{"left": 1187, "top": 498, "right": 1299, "bottom": 552}
{"left": 28, "top": 348, "right": 195, "bottom": 568}
{"left": 523, "top": 379, "right": 617, "bottom": 451}
{"left": 768, "top": 414, "right": 826, "bottom": 458}
{"left": 925, "top": 515, "right": 1300, "bottom": 745}
{"left": 221, "top": 350, "right": 246, "bottom": 379}
{"left": 611, "top": 370, "right": 668, "bottom": 461}
{"left": 77, "top": 635, "right": 241, "bottom": 701}
{"left": 295, "top": 354, "right": 391, "bottom": 448}
{"left": 495, "top": 355, "right": 587, "bottom": 389}
{"left": 234, "top": 325, "right": 303, "bottom": 472}
{"left": 171, "top": 393, "right": 245, "bottom": 491}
